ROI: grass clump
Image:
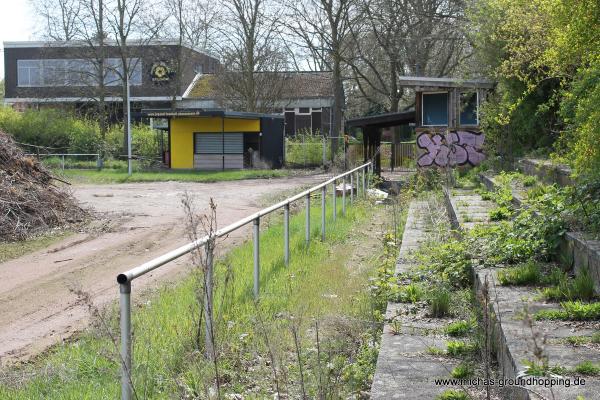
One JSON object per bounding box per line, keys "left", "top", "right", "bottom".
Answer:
{"left": 541, "top": 269, "right": 596, "bottom": 301}
{"left": 394, "top": 282, "right": 424, "bottom": 303}
{"left": 489, "top": 206, "right": 512, "bottom": 221}
{"left": 566, "top": 336, "right": 590, "bottom": 346}
{"left": 437, "top": 389, "right": 469, "bottom": 400}
{"left": 535, "top": 301, "right": 600, "bottom": 321}
{"left": 497, "top": 261, "right": 542, "bottom": 286}
{"left": 451, "top": 362, "right": 474, "bottom": 378}
{"left": 446, "top": 340, "right": 476, "bottom": 356}
{"left": 429, "top": 288, "right": 451, "bottom": 317}
{"left": 574, "top": 361, "right": 600, "bottom": 376}
{"left": 445, "top": 320, "right": 473, "bottom": 337}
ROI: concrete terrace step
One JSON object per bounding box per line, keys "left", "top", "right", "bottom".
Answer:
{"left": 480, "top": 173, "right": 600, "bottom": 294}
{"left": 371, "top": 200, "right": 461, "bottom": 399}
{"left": 446, "top": 188, "right": 600, "bottom": 400}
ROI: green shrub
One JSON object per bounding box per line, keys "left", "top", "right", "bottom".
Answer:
{"left": 497, "top": 261, "right": 542, "bottom": 286}
{"left": 285, "top": 130, "right": 328, "bottom": 166}
{"left": 489, "top": 206, "right": 512, "bottom": 221}
{"left": 445, "top": 320, "right": 473, "bottom": 337}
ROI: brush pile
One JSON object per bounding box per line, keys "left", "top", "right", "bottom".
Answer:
{"left": 0, "top": 131, "right": 86, "bottom": 241}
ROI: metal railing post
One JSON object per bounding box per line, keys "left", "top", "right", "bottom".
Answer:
{"left": 350, "top": 173, "right": 354, "bottom": 204}
{"left": 321, "top": 186, "right": 326, "bottom": 241}
{"left": 332, "top": 180, "right": 336, "bottom": 221}
{"left": 253, "top": 218, "right": 260, "bottom": 299}
{"left": 342, "top": 176, "right": 346, "bottom": 215}
{"left": 204, "top": 242, "right": 214, "bottom": 360}
{"left": 305, "top": 194, "right": 311, "bottom": 246}
{"left": 119, "top": 282, "right": 132, "bottom": 400}
{"left": 284, "top": 204, "right": 290, "bottom": 266}
{"left": 61, "top": 155, "right": 65, "bottom": 170}
{"left": 362, "top": 168, "right": 366, "bottom": 195}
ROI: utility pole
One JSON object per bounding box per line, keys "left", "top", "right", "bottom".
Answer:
{"left": 127, "top": 74, "right": 132, "bottom": 176}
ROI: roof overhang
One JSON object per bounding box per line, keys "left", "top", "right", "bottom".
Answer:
{"left": 346, "top": 110, "right": 416, "bottom": 129}
{"left": 2, "top": 40, "right": 215, "bottom": 59}
{"left": 397, "top": 76, "right": 494, "bottom": 90}
{"left": 140, "top": 108, "right": 283, "bottom": 119}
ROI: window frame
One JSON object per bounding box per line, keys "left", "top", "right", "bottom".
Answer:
{"left": 421, "top": 91, "right": 449, "bottom": 127}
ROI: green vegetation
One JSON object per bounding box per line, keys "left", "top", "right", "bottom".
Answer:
{"left": 468, "top": 0, "right": 600, "bottom": 179}
{"left": 535, "top": 301, "right": 600, "bottom": 321}
{"left": 523, "top": 360, "right": 567, "bottom": 377}
{"left": 437, "top": 390, "right": 469, "bottom": 400}
{"left": 574, "top": 361, "right": 600, "bottom": 376}
{"left": 497, "top": 261, "right": 542, "bottom": 286}
{"left": 541, "top": 269, "right": 596, "bottom": 301}
{"left": 0, "top": 231, "right": 73, "bottom": 263}
{"left": 429, "top": 288, "right": 451, "bottom": 317}
{"left": 56, "top": 168, "right": 290, "bottom": 184}
{"left": 445, "top": 320, "right": 474, "bottom": 338}
{"left": 0, "top": 107, "right": 159, "bottom": 163}
{"left": 0, "top": 196, "right": 401, "bottom": 399}
{"left": 451, "top": 363, "right": 474, "bottom": 379}
{"left": 285, "top": 130, "right": 328, "bottom": 167}
{"left": 446, "top": 341, "right": 476, "bottom": 357}
{"left": 489, "top": 206, "right": 512, "bottom": 221}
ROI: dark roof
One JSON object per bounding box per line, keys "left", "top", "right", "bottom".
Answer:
{"left": 346, "top": 111, "right": 416, "bottom": 129}
{"left": 140, "top": 108, "right": 283, "bottom": 119}
{"left": 397, "top": 76, "right": 494, "bottom": 89}
{"left": 184, "top": 71, "right": 334, "bottom": 99}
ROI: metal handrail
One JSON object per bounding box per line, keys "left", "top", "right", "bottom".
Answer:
{"left": 116, "top": 161, "right": 372, "bottom": 400}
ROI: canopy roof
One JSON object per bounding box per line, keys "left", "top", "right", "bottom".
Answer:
{"left": 346, "top": 110, "right": 416, "bottom": 129}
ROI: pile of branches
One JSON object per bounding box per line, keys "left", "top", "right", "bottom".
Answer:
{"left": 0, "top": 131, "right": 86, "bottom": 241}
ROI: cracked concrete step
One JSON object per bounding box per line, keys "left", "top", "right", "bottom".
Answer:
{"left": 447, "top": 188, "right": 600, "bottom": 400}
{"left": 372, "top": 199, "right": 463, "bottom": 399}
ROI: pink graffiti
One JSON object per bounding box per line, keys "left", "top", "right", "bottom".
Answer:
{"left": 417, "top": 130, "right": 485, "bottom": 167}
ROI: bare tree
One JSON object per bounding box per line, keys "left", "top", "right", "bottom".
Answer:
{"left": 164, "top": 0, "right": 222, "bottom": 107}
{"left": 108, "top": 0, "right": 164, "bottom": 156}
{"left": 214, "top": 0, "right": 289, "bottom": 113}
{"left": 346, "top": 0, "right": 470, "bottom": 115}
{"left": 282, "top": 0, "right": 358, "bottom": 153}
{"left": 30, "top": 0, "right": 82, "bottom": 40}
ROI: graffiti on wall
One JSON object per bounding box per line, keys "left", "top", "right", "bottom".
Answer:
{"left": 417, "top": 130, "right": 485, "bottom": 167}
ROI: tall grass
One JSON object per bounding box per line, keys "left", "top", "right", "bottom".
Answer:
{"left": 0, "top": 196, "right": 386, "bottom": 399}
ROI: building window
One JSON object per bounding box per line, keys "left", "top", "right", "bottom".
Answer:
{"left": 460, "top": 92, "right": 478, "bottom": 126}
{"left": 17, "top": 58, "right": 142, "bottom": 87}
{"left": 422, "top": 92, "right": 448, "bottom": 126}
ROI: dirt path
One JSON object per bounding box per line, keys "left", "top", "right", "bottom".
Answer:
{"left": 0, "top": 174, "right": 325, "bottom": 367}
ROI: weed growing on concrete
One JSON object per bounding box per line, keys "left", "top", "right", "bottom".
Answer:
{"left": 436, "top": 388, "right": 469, "bottom": 399}
{"left": 574, "top": 361, "right": 600, "bottom": 376}
{"left": 497, "top": 261, "right": 542, "bottom": 286}
{"left": 446, "top": 340, "right": 476, "bottom": 357}
{"left": 451, "top": 362, "right": 474, "bottom": 378}
{"left": 535, "top": 301, "right": 600, "bottom": 321}
{"left": 429, "top": 288, "right": 451, "bottom": 317}
{"left": 445, "top": 320, "right": 474, "bottom": 337}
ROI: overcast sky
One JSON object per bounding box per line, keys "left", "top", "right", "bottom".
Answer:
{"left": 0, "top": 0, "right": 35, "bottom": 79}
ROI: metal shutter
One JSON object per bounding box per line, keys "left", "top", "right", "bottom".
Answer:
{"left": 223, "top": 133, "right": 243, "bottom": 154}
{"left": 195, "top": 133, "right": 222, "bottom": 154}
